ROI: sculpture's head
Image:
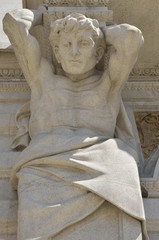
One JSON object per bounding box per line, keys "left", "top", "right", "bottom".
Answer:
{"left": 49, "top": 13, "right": 106, "bottom": 76}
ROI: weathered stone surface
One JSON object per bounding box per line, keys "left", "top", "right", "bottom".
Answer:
{"left": 2, "top": 7, "right": 147, "bottom": 240}
{"left": 0, "top": 1, "right": 159, "bottom": 239}
{"left": 111, "top": 0, "right": 159, "bottom": 78}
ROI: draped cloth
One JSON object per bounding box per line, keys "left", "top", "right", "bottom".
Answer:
{"left": 11, "top": 127, "right": 148, "bottom": 239}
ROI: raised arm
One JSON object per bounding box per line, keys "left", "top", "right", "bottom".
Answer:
{"left": 103, "top": 24, "right": 144, "bottom": 92}
{"left": 3, "top": 8, "right": 45, "bottom": 87}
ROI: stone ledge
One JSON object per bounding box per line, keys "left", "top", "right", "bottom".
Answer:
{"left": 144, "top": 198, "right": 159, "bottom": 233}
{"left": 0, "top": 200, "right": 17, "bottom": 235}
{"left": 0, "top": 151, "right": 20, "bottom": 177}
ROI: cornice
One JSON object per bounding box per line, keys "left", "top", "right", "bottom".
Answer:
{"left": 42, "top": 0, "right": 111, "bottom": 7}
{"left": 141, "top": 179, "right": 159, "bottom": 198}
{"left": 0, "top": 82, "right": 30, "bottom": 93}
{"left": 124, "top": 81, "right": 159, "bottom": 92}
{"left": 0, "top": 82, "right": 157, "bottom": 93}
{"left": 131, "top": 67, "right": 159, "bottom": 76}
{"left": 130, "top": 67, "right": 159, "bottom": 81}
{"left": 0, "top": 66, "right": 159, "bottom": 81}
{"left": 0, "top": 80, "right": 158, "bottom": 93}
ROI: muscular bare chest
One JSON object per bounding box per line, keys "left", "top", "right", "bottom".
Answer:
{"left": 30, "top": 75, "right": 117, "bottom": 137}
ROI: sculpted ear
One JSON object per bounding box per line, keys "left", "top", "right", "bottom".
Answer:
{"left": 54, "top": 46, "right": 61, "bottom": 63}
{"left": 96, "top": 47, "right": 105, "bottom": 63}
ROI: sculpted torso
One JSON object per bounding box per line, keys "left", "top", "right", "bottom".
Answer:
{"left": 3, "top": 9, "right": 144, "bottom": 141}
{"left": 29, "top": 63, "right": 117, "bottom": 138}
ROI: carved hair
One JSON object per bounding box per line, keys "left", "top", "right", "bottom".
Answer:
{"left": 49, "top": 13, "right": 106, "bottom": 52}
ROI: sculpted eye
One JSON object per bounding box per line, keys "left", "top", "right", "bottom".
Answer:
{"left": 80, "top": 40, "right": 90, "bottom": 47}
{"left": 63, "top": 42, "right": 71, "bottom": 48}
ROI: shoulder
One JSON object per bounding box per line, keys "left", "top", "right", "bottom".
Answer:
{"left": 119, "top": 24, "right": 144, "bottom": 53}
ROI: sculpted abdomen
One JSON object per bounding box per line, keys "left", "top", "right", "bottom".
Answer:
{"left": 29, "top": 79, "right": 116, "bottom": 138}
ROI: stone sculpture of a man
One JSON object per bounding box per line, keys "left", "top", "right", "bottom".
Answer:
{"left": 3, "top": 8, "right": 148, "bottom": 240}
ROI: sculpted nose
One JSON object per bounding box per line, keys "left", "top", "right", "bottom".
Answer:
{"left": 71, "top": 43, "right": 79, "bottom": 56}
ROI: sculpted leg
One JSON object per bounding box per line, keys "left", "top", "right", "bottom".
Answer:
{"left": 118, "top": 211, "right": 142, "bottom": 240}
{"left": 17, "top": 166, "right": 142, "bottom": 240}
{"left": 17, "top": 166, "right": 104, "bottom": 240}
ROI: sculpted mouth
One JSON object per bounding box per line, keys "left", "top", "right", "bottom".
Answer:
{"left": 70, "top": 60, "right": 81, "bottom": 63}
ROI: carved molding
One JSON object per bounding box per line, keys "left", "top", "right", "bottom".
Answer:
{"left": 0, "top": 68, "right": 24, "bottom": 80}
{"left": 131, "top": 67, "right": 159, "bottom": 76}
{"left": 124, "top": 81, "right": 159, "bottom": 91}
{"left": 46, "top": 7, "right": 113, "bottom": 24}
{"left": 0, "top": 220, "right": 17, "bottom": 236}
{"left": 0, "top": 83, "right": 30, "bottom": 93}
{"left": 141, "top": 160, "right": 159, "bottom": 197}
{"left": 0, "top": 167, "right": 12, "bottom": 179}
{"left": 1, "top": 66, "right": 159, "bottom": 82}
{"left": 141, "top": 180, "right": 159, "bottom": 198}
{"left": 0, "top": 199, "right": 17, "bottom": 235}
{"left": 42, "top": 0, "right": 111, "bottom": 7}
{"left": 0, "top": 80, "right": 159, "bottom": 93}
{"left": 0, "top": 125, "right": 17, "bottom": 136}
{"left": 122, "top": 81, "right": 159, "bottom": 102}
{"left": 130, "top": 67, "right": 159, "bottom": 80}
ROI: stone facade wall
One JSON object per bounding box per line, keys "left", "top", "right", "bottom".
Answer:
{"left": 111, "top": 0, "right": 159, "bottom": 70}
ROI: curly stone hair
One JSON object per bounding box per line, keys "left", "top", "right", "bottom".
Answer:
{"left": 49, "top": 13, "right": 106, "bottom": 54}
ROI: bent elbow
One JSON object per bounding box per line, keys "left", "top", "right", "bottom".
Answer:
{"left": 125, "top": 25, "right": 144, "bottom": 52}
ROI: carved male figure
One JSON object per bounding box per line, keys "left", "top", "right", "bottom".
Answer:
{"left": 3, "top": 8, "right": 148, "bottom": 240}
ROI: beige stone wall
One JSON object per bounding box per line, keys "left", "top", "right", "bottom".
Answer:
{"left": 111, "top": 0, "right": 159, "bottom": 70}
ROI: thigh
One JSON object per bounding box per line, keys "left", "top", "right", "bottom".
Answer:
{"left": 17, "top": 166, "right": 103, "bottom": 240}
{"left": 53, "top": 201, "right": 142, "bottom": 240}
